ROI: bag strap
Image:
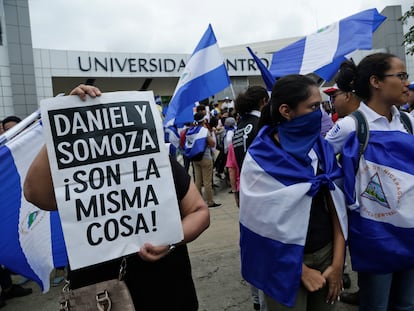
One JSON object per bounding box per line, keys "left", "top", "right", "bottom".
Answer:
{"left": 400, "top": 111, "right": 413, "bottom": 134}
{"left": 118, "top": 257, "right": 127, "bottom": 281}
{"left": 350, "top": 110, "right": 369, "bottom": 169}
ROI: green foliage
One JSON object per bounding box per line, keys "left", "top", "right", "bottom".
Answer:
{"left": 400, "top": 5, "right": 414, "bottom": 55}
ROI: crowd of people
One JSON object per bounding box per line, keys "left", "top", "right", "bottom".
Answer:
{"left": 1, "top": 52, "right": 414, "bottom": 311}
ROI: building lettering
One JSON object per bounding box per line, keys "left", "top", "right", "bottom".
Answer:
{"left": 77, "top": 56, "right": 270, "bottom": 74}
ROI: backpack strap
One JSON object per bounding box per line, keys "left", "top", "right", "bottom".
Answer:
{"left": 350, "top": 110, "right": 369, "bottom": 167}
{"left": 399, "top": 111, "right": 413, "bottom": 134}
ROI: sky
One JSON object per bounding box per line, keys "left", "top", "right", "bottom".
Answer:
{"left": 28, "top": 0, "right": 412, "bottom": 54}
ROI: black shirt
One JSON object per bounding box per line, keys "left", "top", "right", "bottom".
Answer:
{"left": 233, "top": 113, "right": 260, "bottom": 170}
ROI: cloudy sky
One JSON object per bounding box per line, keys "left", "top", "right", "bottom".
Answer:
{"left": 28, "top": 0, "right": 412, "bottom": 54}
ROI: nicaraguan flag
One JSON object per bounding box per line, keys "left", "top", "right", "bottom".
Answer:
{"left": 164, "top": 24, "right": 231, "bottom": 127}
{"left": 247, "top": 46, "right": 275, "bottom": 91}
{"left": 341, "top": 130, "right": 414, "bottom": 273}
{"left": 0, "top": 117, "right": 67, "bottom": 292}
{"left": 184, "top": 126, "right": 208, "bottom": 159}
{"left": 239, "top": 126, "right": 347, "bottom": 307}
{"left": 269, "top": 8, "right": 386, "bottom": 81}
{"left": 164, "top": 125, "right": 180, "bottom": 149}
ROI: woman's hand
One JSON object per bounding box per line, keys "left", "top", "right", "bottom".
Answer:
{"left": 301, "top": 264, "right": 326, "bottom": 292}
{"left": 322, "top": 265, "right": 343, "bottom": 304}
{"left": 69, "top": 84, "right": 101, "bottom": 101}
{"left": 138, "top": 243, "right": 172, "bottom": 262}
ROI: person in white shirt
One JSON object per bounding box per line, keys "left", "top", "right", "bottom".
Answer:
{"left": 325, "top": 53, "right": 414, "bottom": 311}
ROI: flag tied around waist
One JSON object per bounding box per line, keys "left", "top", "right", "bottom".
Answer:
{"left": 184, "top": 126, "right": 208, "bottom": 159}
{"left": 0, "top": 114, "right": 67, "bottom": 292}
{"left": 164, "top": 24, "right": 231, "bottom": 127}
{"left": 269, "top": 8, "right": 386, "bottom": 81}
{"left": 239, "top": 125, "right": 347, "bottom": 307}
{"left": 342, "top": 130, "right": 414, "bottom": 273}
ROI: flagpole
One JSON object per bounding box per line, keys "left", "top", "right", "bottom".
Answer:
{"left": 0, "top": 109, "right": 41, "bottom": 147}
{"left": 229, "top": 83, "right": 236, "bottom": 99}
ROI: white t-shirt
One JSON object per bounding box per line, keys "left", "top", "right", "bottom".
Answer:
{"left": 325, "top": 102, "right": 414, "bottom": 154}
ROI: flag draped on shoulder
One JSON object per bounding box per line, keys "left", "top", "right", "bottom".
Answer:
{"left": 164, "top": 24, "right": 231, "bottom": 127}
{"left": 246, "top": 47, "right": 275, "bottom": 91}
{"left": 184, "top": 126, "right": 208, "bottom": 160}
{"left": 341, "top": 130, "right": 414, "bottom": 273}
{"left": 269, "top": 8, "right": 386, "bottom": 81}
{"left": 239, "top": 125, "right": 347, "bottom": 307}
{"left": 0, "top": 112, "right": 67, "bottom": 292}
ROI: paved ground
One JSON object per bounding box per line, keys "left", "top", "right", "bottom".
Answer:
{"left": 2, "top": 176, "right": 359, "bottom": 310}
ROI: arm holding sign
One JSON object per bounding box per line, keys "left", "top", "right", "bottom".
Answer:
{"left": 24, "top": 145, "right": 56, "bottom": 211}
{"left": 25, "top": 146, "right": 210, "bottom": 261}
{"left": 25, "top": 85, "right": 210, "bottom": 263}
{"left": 139, "top": 181, "right": 209, "bottom": 262}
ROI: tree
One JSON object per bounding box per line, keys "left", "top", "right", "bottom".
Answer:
{"left": 400, "top": 5, "right": 414, "bottom": 55}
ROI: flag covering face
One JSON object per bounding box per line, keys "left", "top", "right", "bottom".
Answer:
{"left": 269, "top": 8, "right": 386, "bottom": 81}
{"left": 0, "top": 119, "right": 67, "bottom": 292}
{"left": 342, "top": 131, "right": 414, "bottom": 273}
{"left": 239, "top": 126, "right": 347, "bottom": 307}
{"left": 246, "top": 46, "right": 275, "bottom": 91}
{"left": 184, "top": 126, "right": 208, "bottom": 159}
{"left": 163, "top": 24, "right": 231, "bottom": 127}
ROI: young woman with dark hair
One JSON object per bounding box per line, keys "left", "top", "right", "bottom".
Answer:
{"left": 240, "top": 75, "right": 347, "bottom": 310}
{"left": 326, "top": 53, "right": 414, "bottom": 310}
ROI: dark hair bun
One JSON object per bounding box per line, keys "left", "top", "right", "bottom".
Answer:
{"left": 336, "top": 60, "right": 356, "bottom": 92}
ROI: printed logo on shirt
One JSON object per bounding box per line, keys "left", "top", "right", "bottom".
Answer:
{"left": 330, "top": 123, "right": 341, "bottom": 136}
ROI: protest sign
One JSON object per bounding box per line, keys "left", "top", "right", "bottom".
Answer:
{"left": 40, "top": 91, "right": 183, "bottom": 269}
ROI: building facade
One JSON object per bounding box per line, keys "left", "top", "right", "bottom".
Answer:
{"left": 0, "top": 0, "right": 413, "bottom": 120}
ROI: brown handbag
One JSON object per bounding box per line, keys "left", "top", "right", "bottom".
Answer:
{"left": 59, "top": 258, "right": 135, "bottom": 311}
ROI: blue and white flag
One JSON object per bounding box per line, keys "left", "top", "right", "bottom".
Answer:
{"left": 239, "top": 126, "right": 347, "bottom": 307}
{"left": 0, "top": 115, "right": 67, "bottom": 292}
{"left": 342, "top": 130, "right": 414, "bottom": 273}
{"left": 247, "top": 47, "right": 275, "bottom": 91}
{"left": 164, "top": 24, "right": 231, "bottom": 127}
{"left": 164, "top": 125, "right": 180, "bottom": 149}
{"left": 184, "top": 126, "right": 208, "bottom": 159}
{"left": 269, "top": 8, "right": 386, "bottom": 81}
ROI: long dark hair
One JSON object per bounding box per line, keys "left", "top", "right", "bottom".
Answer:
{"left": 235, "top": 86, "right": 268, "bottom": 115}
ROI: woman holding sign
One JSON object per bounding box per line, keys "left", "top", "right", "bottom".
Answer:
{"left": 24, "top": 84, "right": 210, "bottom": 311}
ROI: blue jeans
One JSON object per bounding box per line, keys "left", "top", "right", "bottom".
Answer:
{"left": 359, "top": 269, "right": 414, "bottom": 311}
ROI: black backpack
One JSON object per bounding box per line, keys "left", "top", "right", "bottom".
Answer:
{"left": 351, "top": 110, "right": 413, "bottom": 166}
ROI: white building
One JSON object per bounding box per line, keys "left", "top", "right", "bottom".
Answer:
{"left": 0, "top": 1, "right": 413, "bottom": 120}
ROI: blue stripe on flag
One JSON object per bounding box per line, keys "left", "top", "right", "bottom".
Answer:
{"left": 50, "top": 211, "right": 67, "bottom": 267}
{"left": 164, "top": 24, "right": 230, "bottom": 126}
{"left": 269, "top": 38, "right": 306, "bottom": 78}
{"left": 364, "top": 131, "right": 414, "bottom": 175}
{"left": 247, "top": 47, "right": 275, "bottom": 91}
{"left": 240, "top": 125, "right": 347, "bottom": 307}
{"left": 0, "top": 146, "right": 42, "bottom": 286}
{"left": 0, "top": 120, "right": 68, "bottom": 292}
{"left": 349, "top": 210, "right": 414, "bottom": 273}
{"left": 184, "top": 126, "right": 207, "bottom": 158}
{"left": 240, "top": 223, "right": 303, "bottom": 307}
{"left": 193, "top": 24, "right": 217, "bottom": 54}
{"left": 169, "top": 64, "right": 230, "bottom": 126}
{"left": 270, "top": 8, "right": 386, "bottom": 81}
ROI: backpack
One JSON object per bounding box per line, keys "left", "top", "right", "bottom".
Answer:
{"left": 351, "top": 110, "right": 413, "bottom": 166}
